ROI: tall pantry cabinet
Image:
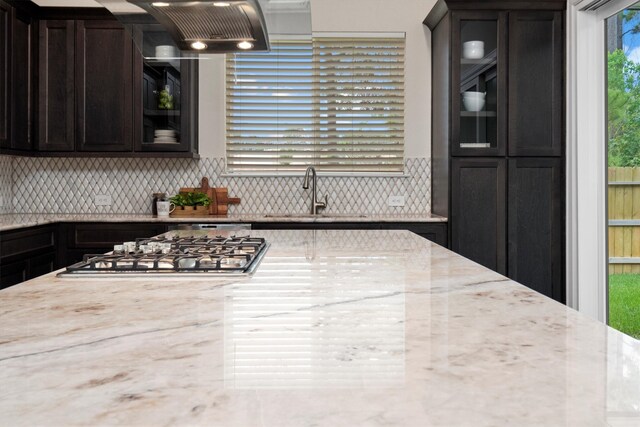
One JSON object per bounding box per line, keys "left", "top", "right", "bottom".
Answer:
{"left": 425, "top": 0, "right": 566, "bottom": 303}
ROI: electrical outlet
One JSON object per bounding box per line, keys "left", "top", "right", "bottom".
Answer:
{"left": 94, "top": 194, "right": 112, "bottom": 206}
{"left": 388, "top": 195, "right": 405, "bottom": 207}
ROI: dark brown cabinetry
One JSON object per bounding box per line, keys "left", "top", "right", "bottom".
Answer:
{"left": 0, "top": 221, "right": 448, "bottom": 289}
{"left": 253, "top": 222, "right": 448, "bottom": 248}
{"left": 38, "top": 18, "right": 135, "bottom": 153}
{"left": 451, "top": 158, "right": 505, "bottom": 273}
{"left": 0, "top": 225, "right": 58, "bottom": 289}
{"left": 133, "top": 55, "right": 198, "bottom": 154}
{"left": 38, "top": 19, "right": 75, "bottom": 151}
{"left": 0, "top": 5, "right": 199, "bottom": 157}
{"left": 62, "top": 222, "right": 168, "bottom": 265}
{"left": 76, "top": 20, "right": 133, "bottom": 152}
{"left": 426, "top": 0, "right": 565, "bottom": 302}
{"left": 11, "top": 7, "right": 36, "bottom": 151}
{"left": 0, "top": 1, "right": 9, "bottom": 149}
{"left": 508, "top": 11, "right": 563, "bottom": 156}
{"left": 1, "top": 0, "right": 37, "bottom": 151}
{"left": 507, "top": 158, "right": 563, "bottom": 301}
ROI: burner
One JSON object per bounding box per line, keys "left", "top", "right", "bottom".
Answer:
{"left": 61, "top": 235, "right": 269, "bottom": 276}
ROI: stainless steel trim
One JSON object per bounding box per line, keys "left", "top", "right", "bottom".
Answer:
{"left": 167, "top": 223, "right": 252, "bottom": 231}
{"left": 57, "top": 242, "right": 270, "bottom": 278}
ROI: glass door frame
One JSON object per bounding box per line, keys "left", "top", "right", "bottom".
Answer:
{"left": 567, "top": 0, "right": 639, "bottom": 322}
{"left": 450, "top": 10, "right": 507, "bottom": 157}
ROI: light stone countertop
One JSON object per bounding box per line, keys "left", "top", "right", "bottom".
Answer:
{"left": 0, "top": 213, "right": 447, "bottom": 232}
{"left": 1, "top": 229, "right": 638, "bottom": 426}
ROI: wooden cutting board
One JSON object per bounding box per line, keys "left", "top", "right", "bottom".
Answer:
{"left": 178, "top": 177, "right": 240, "bottom": 216}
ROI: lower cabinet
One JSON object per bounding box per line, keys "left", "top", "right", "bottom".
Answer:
{"left": 252, "top": 222, "right": 448, "bottom": 247}
{"left": 450, "top": 157, "right": 564, "bottom": 302}
{"left": 0, "top": 225, "right": 58, "bottom": 289}
{"left": 0, "top": 221, "right": 448, "bottom": 289}
{"left": 508, "top": 158, "right": 564, "bottom": 302}
{"left": 451, "top": 158, "right": 506, "bottom": 274}
{"left": 61, "top": 223, "right": 168, "bottom": 265}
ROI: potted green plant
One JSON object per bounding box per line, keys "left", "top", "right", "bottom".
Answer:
{"left": 169, "top": 191, "right": 211, "bottom": 216}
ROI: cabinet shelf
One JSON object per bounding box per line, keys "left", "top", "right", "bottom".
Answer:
{"left": 460, "top": 111, "right": 496, "bottom": 117}
{"left": 143, "top": 109, "right": 181, "bottom": 117}
{"left": 144, "top": 59, "right": 181, "bottom": 73}
{"left": 461, "top": 57, "right": 497, "bottom": 66}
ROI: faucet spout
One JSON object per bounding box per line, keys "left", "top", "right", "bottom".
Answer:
{"left": 302, "top": 167, "right": 313, "bottom": 189}
{"left": 302, "top": 166, "right": 327, "bottom": 215}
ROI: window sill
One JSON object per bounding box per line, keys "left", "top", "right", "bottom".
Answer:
{"left": 220, "top": 171, "right": 411, "bottom": 178}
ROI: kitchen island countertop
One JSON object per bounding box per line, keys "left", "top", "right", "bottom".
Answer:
{"left": 0, "top": 229, "right": 638, "bottom": 426}
{"left": 0, "top": 212, "right": 447, "bottom": 232}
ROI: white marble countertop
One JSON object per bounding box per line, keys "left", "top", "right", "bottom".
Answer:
{"left": 1, "top": 229, "right": 638, "bottom": 426}
{"left": 0, "top": 213, "right": 447, "bottom": 232}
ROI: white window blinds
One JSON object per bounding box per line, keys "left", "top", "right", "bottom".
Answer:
{"left": 226, "top": 35, "right": 405, "bottom": 173}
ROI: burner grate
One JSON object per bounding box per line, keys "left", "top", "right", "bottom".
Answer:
{"left": 62, "top": 235, "right": 269, "bottom": 275}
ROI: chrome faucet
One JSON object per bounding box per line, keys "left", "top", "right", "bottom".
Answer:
{"left": 302, "top": 166, "right": 327, "bottom": 215}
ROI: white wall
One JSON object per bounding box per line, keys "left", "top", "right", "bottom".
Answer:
{"left": 199, "top": 0, "right": 437, "bottom": 159}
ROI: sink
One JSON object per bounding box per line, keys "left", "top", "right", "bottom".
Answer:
{"left": 262, "top": 213, "right": 367, "bottom": 219}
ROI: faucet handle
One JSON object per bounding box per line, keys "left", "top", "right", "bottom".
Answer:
{"left": 318, "top": 195, "right": 328, "bottom": 209}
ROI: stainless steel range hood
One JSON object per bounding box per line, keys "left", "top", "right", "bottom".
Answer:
{"left": 96, "top": 0, "right": 270, "bottom": 57}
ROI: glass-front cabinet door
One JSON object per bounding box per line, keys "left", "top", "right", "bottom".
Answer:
{"left": 133, "top": 25, "right": 197, "bottom": 154}
{"left": 451, "top": 12, "right": 506, "bottom": 156}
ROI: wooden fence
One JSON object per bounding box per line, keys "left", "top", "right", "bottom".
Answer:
{"left": 609, "top": 167, "right": 640, "bottom": 273}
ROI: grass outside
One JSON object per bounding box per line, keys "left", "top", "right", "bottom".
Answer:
{"left": 609, "top": 274, "right": 640, "bottom": 339}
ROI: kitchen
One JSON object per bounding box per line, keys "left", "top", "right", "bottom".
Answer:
{"left": 0, "top": 0, "right": 638, "bottom": 425}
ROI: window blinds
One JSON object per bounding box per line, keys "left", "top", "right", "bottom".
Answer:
{"left": 226, "top": 36, "right": 405, "bottom": 173}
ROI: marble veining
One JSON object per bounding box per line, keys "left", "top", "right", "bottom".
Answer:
{"left": 0, "top": 213, "right": 447, "bottom": 232}
{"left": 1, "top": 229, "right": 639, "bottom": 426}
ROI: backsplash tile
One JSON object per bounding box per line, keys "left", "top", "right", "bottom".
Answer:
{"left": 10, "top": 157, "right": 431, "bottom": 215}
{"left": 0, "top": 155, "right": 13, "bottom": 214}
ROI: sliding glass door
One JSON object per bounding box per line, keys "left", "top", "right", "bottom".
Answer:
{"left": 607, "top": 4, "right": 640, "bottom": 339}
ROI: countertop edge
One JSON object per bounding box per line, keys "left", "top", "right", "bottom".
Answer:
{"left": 0, "top": 213, "right": 448, "bottom": 232}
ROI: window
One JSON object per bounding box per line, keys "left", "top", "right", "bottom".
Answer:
{"left": 225, "top": 35, "right": 405, "bottom": 173}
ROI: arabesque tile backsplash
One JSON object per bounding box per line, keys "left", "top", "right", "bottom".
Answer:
{"left": 1, "top": 156, "right": 431, "bottom": 215}
{"left": 0, "top": 155, "right": 13, "bottom": 214}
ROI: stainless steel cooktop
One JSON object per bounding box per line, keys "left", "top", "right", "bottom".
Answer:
{"left": 58, "top": 234, "right": 269, "bottom": 277}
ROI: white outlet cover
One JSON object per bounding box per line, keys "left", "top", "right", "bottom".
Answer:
{"left": 388, "top": 195, "right": 405, "bottom": 207}
{"left": 94, "top": 194, "right": 112, "bottom": 206}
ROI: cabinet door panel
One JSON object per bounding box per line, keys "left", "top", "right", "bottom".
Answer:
{"left": 508, "top": 158, "right": 563, "bottom": 302}
{"left": 28, "top": 251, "right": 57, "bottom": 280}
{"left": 508, "top": 11, "right": 563, "bottom": 156}
{"left": 0, "top": 1, "right": 11, "bottom": 148}
{"left": 76, "top": 20, "right": 133, "bottom": 152}
{"left": 68, "top": 223, "right": 167, "bottom": 248}
{"left": 450, "top": 11, "right": 507, "bottom": 157}
{"left": 0, "top": 259, "right": 27, "bottom": 289}
{"left": 38, "top": 20, "right": 75, "bottom": 151}
{"left": 11, "top": 9, "right": 35, "bottom": 150}
{"left": 451, "top": 158, "right": 506, "bottom": 273}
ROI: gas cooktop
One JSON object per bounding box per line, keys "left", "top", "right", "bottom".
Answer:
{"left": 58, "top": 235, "right": 269, "bottom": 277}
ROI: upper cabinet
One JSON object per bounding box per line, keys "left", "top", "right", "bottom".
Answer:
{"left": 1, "top": 5, "right": 199, "bottom": 158}
{"left": 451, "top": 11, "right": 507, "bottom": 156}
{"left": 132, "top": 24, "right": 198, "bottom": 154}
{"left": 11, "top": 7, "right": 36, "bottom": 151}
{"left": 75, "top": 19, "right": 133, "bottom": 152}
{"left": 508, "top": 11, "right": 563, "bottom": 156}
{"left": 0, "top": 1, "right": 11, "bottom": 149}
{"left": 38, "top": 19, "right": 75, "bottom": 151}
{"left": 1, "top": 0, "right": 37, "bottom": 152}
{"left": 427, "top": 2, "right": 564, "bottom": 158}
